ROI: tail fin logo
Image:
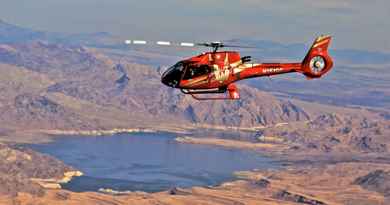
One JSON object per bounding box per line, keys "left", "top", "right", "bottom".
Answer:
{"left": 313, "top": 35, "right": 331, "bottom": 49}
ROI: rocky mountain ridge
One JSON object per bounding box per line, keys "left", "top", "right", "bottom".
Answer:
{"left": 0, "top": 143, "right": 74, "bottom": 196}
{"left": 0, "top": 41, "right": 312, "bottom": 129}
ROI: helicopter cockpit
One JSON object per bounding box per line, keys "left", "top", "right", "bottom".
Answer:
{"left": 161, "top": 61, "right": 211, "bottom": 88}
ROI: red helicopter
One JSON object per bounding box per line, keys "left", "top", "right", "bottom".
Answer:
{"left": 125, "top": 35, "right": 333, "bottom": 100}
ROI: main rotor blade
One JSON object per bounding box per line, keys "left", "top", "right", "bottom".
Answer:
{"left": 133, "top": 40, "right": 147, "bottom": 45}
{"left": 125, "top": 40, "right": 196, "bottom": 47}
{"left": 222, "top": 44, "right": 257, "bottom": 49}
{"left": 124, "top": 40, "right": 256, "bottom": 49}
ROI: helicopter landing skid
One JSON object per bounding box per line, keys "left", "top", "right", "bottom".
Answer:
{"left": 181, "top": 84, "right": 240, "bottom": 100}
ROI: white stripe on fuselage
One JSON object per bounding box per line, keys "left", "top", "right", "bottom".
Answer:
{"left": 234, "top": 63, "right": 260, "bottom": 74}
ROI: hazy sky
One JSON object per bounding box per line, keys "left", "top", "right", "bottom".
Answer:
{"left": 1, "top": 0, "right": 389, "bottom": 52}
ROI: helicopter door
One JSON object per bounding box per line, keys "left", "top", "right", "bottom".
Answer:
{"left": 182, "top": 64, "right": 211, "bottom": 80}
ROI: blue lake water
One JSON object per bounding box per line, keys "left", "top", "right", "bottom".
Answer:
{"left": 29, "top": 133, "right": 280, "bottom": 192}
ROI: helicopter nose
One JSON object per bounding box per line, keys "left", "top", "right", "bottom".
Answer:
{"left": 161, "top": 71, "right": 179, "bottom": 88}
{"left": 161, "top": 63, "right": 184, "bottom": 88}
{"left": 161, "top": 74, "right": 171, "bottom": 87}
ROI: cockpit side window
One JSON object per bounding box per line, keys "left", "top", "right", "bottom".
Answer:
{"left": 183, "top": 64, "right": 211, "bottom": 80}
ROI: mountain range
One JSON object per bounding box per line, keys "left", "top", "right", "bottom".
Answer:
{"left": 2, "top": 18, "right": 384, "bottom": 109}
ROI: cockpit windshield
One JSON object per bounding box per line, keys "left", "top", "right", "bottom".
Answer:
{"left": 161, "top": 61, "right": 185, "bottom": 88}
{"left": 163, "top": 62, "right": 184, "bottom": 76}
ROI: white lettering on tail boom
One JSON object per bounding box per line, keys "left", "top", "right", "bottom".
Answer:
{"left": 263, "top": 68, "right": 283, "bottom": 74}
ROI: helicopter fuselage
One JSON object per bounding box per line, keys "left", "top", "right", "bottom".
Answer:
{"left": 161, "top": 35, "right": 333, "bottom": 100}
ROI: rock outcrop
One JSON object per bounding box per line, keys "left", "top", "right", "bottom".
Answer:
{"left": 355, "top": 170, "right": 390, "bottom": 196}
{"left": 0, "top": 143, "right": 76, "bottom": 196}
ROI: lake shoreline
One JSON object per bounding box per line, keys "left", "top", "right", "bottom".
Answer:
{"left": 12, "top": 128, "right": 390, "bottom": 205}
{"left": 5, "top": 121, "right": 295, "bottom": 145}
{"left": 28, "top": 132, "right": 280, "bottom": 194}
{"left": 6, "top": 161, "right": 389, "bottom": 205}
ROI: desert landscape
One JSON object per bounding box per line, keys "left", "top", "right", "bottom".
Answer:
{"left": 0, "top": 19, "right": 389, "bottom": 205}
